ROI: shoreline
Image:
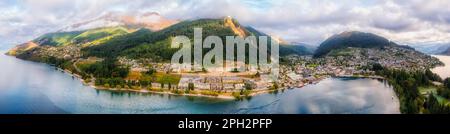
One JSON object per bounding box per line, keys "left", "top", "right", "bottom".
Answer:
{"left": 56, "top": 68, "right": 234, "bottom": 100}
{"left": 7, "top": 54, "right": 390, "bottom": 100}
{"left": 334, "top": 74, "right": 385, "bottom": 79}
{"left": 4, "top": 55, "right": 246, "bottom": 100}
{"left": 57, "top": 66, "right": 309, "bottom": 100}
{"left": 59, "top": 66, "right": 389, "bottom": 100}
{"left": 93, "top": 86, "right": 237, "bottom": 100}
{"left": 60, "top": 68, "right": 244, "bottom": 100}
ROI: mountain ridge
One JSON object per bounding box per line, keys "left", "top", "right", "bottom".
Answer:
{"left": 410, "top": 43, "right": 450, "bottom": 55}
{"left": 6, "top": 26, "right": 134, "bottom": 56}
{"left": 59, "top": 12, "right": 178, "bottom": 32}
{"left": 83, "top": 17, "right": 311, "bottom": 60}
{"left": 8, "top": 16, "right": 311, "bottom": 62}
{"left": 313, "top": 31, "right": 395, "bottom": 57}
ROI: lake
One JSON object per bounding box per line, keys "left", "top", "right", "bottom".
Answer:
{"left": 432, "top": 55, "right": 450, "bottom": 79}
{"left": 0, "top": 50, "right": 400, "bottom": 114}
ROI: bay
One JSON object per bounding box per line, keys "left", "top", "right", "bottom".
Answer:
{"left": 0, "top": 50, "right": 399, "bottom": 114}
{"left": 432, "top": 55, "right": 450, "bottom": 79}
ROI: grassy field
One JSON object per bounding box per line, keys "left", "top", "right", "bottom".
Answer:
{"left": 126, "top": 71, "right": 142, "bottom": 80}
{"left": 419, "top": 86, "right": 450, "bottom": 106}
{"left": 419, "top": 86, "right": 438, "bottom": 95}
{"left": 155, "top": 72, "right": 181, "bottom": 84}
{"left": 433, "top": 94, "right": 450, "bottom": 106}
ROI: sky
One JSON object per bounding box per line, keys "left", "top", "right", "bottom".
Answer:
{"left": 1, "top": 0, "right": 450, "bottom": 48}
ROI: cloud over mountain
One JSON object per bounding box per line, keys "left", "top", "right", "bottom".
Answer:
{"left": 1, "top": 0, "right": 450, "bottom": 48}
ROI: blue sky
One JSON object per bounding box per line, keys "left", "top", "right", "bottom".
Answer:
{"left": 1, "top": 0, "right": 450, "bottom": 48}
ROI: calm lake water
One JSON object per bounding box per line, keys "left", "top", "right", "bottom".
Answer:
{"left": 432, "top": 55, "right": 450, "bottom": 79}
{"left": 0, "top": 50, "right": 400, "bottom": 114}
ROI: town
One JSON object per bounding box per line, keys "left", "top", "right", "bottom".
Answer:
{"left": 17, "top": 41, "right": 442, "bottom": 99}
{"left": 92, "top": 45, "right": 441, "bottom": 98}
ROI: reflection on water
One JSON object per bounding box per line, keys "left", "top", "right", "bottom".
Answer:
{"left": 432, "top": 55, "right": 450, "bottom": 79}
{"left": 0, "top": 51, "right": 399, "bottom": 114}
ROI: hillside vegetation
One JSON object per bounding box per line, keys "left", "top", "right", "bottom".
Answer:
{"left": 314, "top": 31, "right": 393, "bottom": 57}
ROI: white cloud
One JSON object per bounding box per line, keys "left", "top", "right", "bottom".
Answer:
{"left": 0, "top": 0, "right": 449, "bottom": 48}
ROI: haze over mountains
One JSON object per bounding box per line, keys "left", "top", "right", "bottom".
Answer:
{"left": 291, "top": 42, "right": 317, "bottom": 53}
{"left": 410, "top": 43, "right": 450, "bottom": 55}
{"left": 441, "top": 47, "right": 450, "bottom": 56}
{"left": 60, "top": 12, "right": 178, "bottom": 32}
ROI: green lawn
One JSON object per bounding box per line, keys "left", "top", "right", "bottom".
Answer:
{"left": 433, "top": 94, "right": 450, "bottom": 106}
{"left": 419, "top": 86, "right": 438, "bottom": 95}
{"left": 419, "top": 86, "right": 450, "bottom": 106}
{"left": 154, "top": 72, "right": 181, "bottom": 84}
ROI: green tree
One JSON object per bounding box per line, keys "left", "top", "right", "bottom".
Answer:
{"left": 244, "top": 82, "right": 253, "bottom": 90}
{"left": 140, "top": 80, "right": 149, "bottom": 87}
{"left": 146, "top": 67, "right": 156, "bottom": 75}
{"left": 444, "top": 78, "right": 450, "bottom": 89}
{"left": 188, "top": 83, "right": 195, "bottom": 91}
{"left": 371, "top": 63, "right": 383, "bottom": 71}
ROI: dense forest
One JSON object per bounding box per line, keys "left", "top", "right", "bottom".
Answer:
{"left": 314, "top": 31, "right": 394, "bottom": 57}
{"left": 82, "top": 19, "right": 237, "bottom": 59}
{"left": 80, "top": 58, "right": 129, "bottom": 78}
{"left": 372, "top": 63, "right": 450, "bottom": 114}
{"left": 32, "top": 26, "right": 130, "bottom": 47}
{"left": 82, "top": 18, "right": 311, "bottom": 61}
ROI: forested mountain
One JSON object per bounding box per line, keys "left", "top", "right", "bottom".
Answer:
{"left": 7, "top": 26, "right": 132, "bottom": 56}
{"left": 279, "top": 44, "right": 313, "bottom": 56}
{"left": 314, "top": 31, "right": 395, "bottom": 57}
{"left": 82, "top": 17, "right": 311, "bottom": 60}
{"left": 8, "top": 16, "right": 313, "bottom": 62}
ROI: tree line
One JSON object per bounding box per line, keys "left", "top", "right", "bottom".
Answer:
{"left": 372, "top": 63, "right": 450, "bottom": 114}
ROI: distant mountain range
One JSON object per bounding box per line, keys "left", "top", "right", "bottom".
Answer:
{"left": 245, "top": 27, "right": 314, "bottom": 56}
{"left": 279, "top": 42, "right": 316, "bottom": 56}
{"left": 291, "top": 42, "right": 317, "bottom": 53}
{"left": 8, "top": 12, "right": 443, "bottom": 63}
{"left": 410, "top": 43, "right": 450, "bottom": 55}
{"left": 441, "top": 47, "right": 450, "bottom": 55}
